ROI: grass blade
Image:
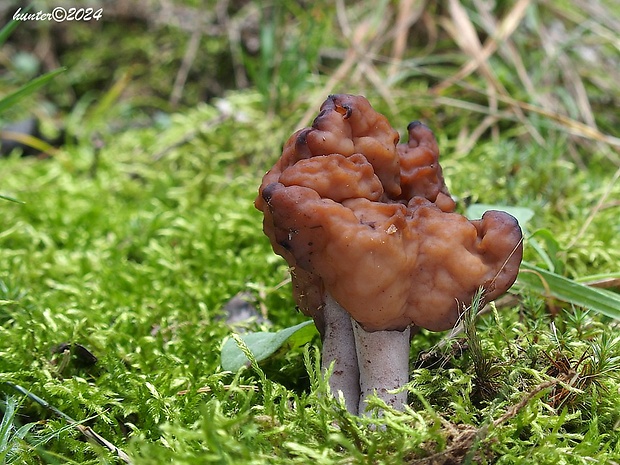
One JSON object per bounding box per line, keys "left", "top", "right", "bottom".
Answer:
{"left": 518, "top": 262, "right": 620, "bottom": 320}
{"left": 0, "top": 397, "right": 17, "bottom": 454}
{"left": 0, "top": 397, "right": 34, "bottom": 463}
{"left": 0, "top": 68, "right": 66, "bottom": 114}
{"left": 0, "top": 13, "right": 23, "bottom": 47}
{"left": 0, "top": 194, "right": 24, "bottom": 204}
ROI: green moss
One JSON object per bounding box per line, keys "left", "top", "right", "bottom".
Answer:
{"left": 1, "top": 0, "right": 620, "bottom": 462}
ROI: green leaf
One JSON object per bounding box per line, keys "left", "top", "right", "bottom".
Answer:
{"left": 518, "top": 262, "right": 620, "bottom": 320}
{"left": 221, "top": 320, "right": 317, "bottom": 372}
{"left": 465, "top": 204, "right": 535, "bottom": 226}
{"left": 0, "top": 11, "right": 25, "bottom": 47}
{"left": 529, "top": 228, "right": 564, "bottom": 274}
{"left": 575, "top": 271, "right": 620, "bottom": 284}
{"left": 0, "top": 67, "right": 66, "bottom": 114}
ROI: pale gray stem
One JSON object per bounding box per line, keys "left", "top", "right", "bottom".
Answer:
{"left": 321, "top": 293, "right": 360, "bottom": 414}
{"left": 352, "top": 320, "right": 411, "bottom": 414}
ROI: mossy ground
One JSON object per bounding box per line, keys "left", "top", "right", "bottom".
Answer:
{"left": 1, "top": 1, "right": 619, "bottom": 463}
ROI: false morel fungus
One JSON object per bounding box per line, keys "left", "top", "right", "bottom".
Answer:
{"left": 255, "top": 94, "right": 523, "bottom": 415}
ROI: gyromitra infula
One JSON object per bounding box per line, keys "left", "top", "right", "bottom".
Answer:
{"left": 255, "top": 94, "right": 523, "bottom": 415}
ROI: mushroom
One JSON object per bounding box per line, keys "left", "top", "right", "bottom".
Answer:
{"left": 255, "top": 94, "right": 523, "bottom": 415}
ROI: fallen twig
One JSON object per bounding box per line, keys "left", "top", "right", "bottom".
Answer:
{"left": 409, "top": 379, "right": 560, "bottom": 464}
{"left": 491, "top": 379, "right": 558, "bottom": 427}
{"left": 5, "top": 382, "right": 133, "bottom": 465}
{"left": 170, "top": 29, "right": 202, "bottom": 108}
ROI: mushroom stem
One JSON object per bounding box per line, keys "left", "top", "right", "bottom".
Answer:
{"left": 321, "top": 293, "right": 360, "bottom": 414}
{"left": 352, "top": 320, "right": 411, "bottom": 414}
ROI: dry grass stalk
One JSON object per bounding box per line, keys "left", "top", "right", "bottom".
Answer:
{"left": 388, "top": 0, "right": 425, "bottom": 78}
{"left": 566, "top": 166, "right": 620, "bottom": 250}
{"left": 437, "top": 0, "right": 545, "bottom": 149}
{"left": 297, "top": 0, "right": 396, "bottom": 128}
{"left": 6, "top": 382, "right": 133, "bottom": 464}
{"left": 472, "top": 0, "right": 538, "bottom": 111}
{"left": 507, "top": 97, "right": 620, "bottom": 151}
{"left": 410, "top": 379, "right": 561, "bottom": 464}
{"left": 434, "top": 0, "right": 531, "bottom": 94}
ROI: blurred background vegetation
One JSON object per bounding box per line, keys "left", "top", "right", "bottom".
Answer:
{"left": 2, "top": 0, "right": 618, "bottom": 275}
{"left": 2, "top": 0, "right": 618, "bottom": 137}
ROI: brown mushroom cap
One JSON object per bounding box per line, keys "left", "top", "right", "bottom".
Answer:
{"left": 396, "top": 121, "right": 456, "bottom": 213}
{"left": 256, "top": 94, "right": 523, "bottom": 333}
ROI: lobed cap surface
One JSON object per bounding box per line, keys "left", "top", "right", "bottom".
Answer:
{"left": 256, "top": 94, "right": 523, "bottom": 332}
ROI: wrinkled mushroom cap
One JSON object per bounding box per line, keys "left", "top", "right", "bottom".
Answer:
{"left": 256, "top": 94, "right": 523, "bottom": 332}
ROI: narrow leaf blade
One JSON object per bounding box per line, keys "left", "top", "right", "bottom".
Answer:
{"left": 0, "top": 15, "right": 22, "bottom": 46}
{"left": 0, "top": 194, "right": 23, "bottom": 204}
{"left": 0, "top": 68, "right": 66, "bottom": 114}
{"left": 518, "top": 262, "right": 620, "bottom": 320}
